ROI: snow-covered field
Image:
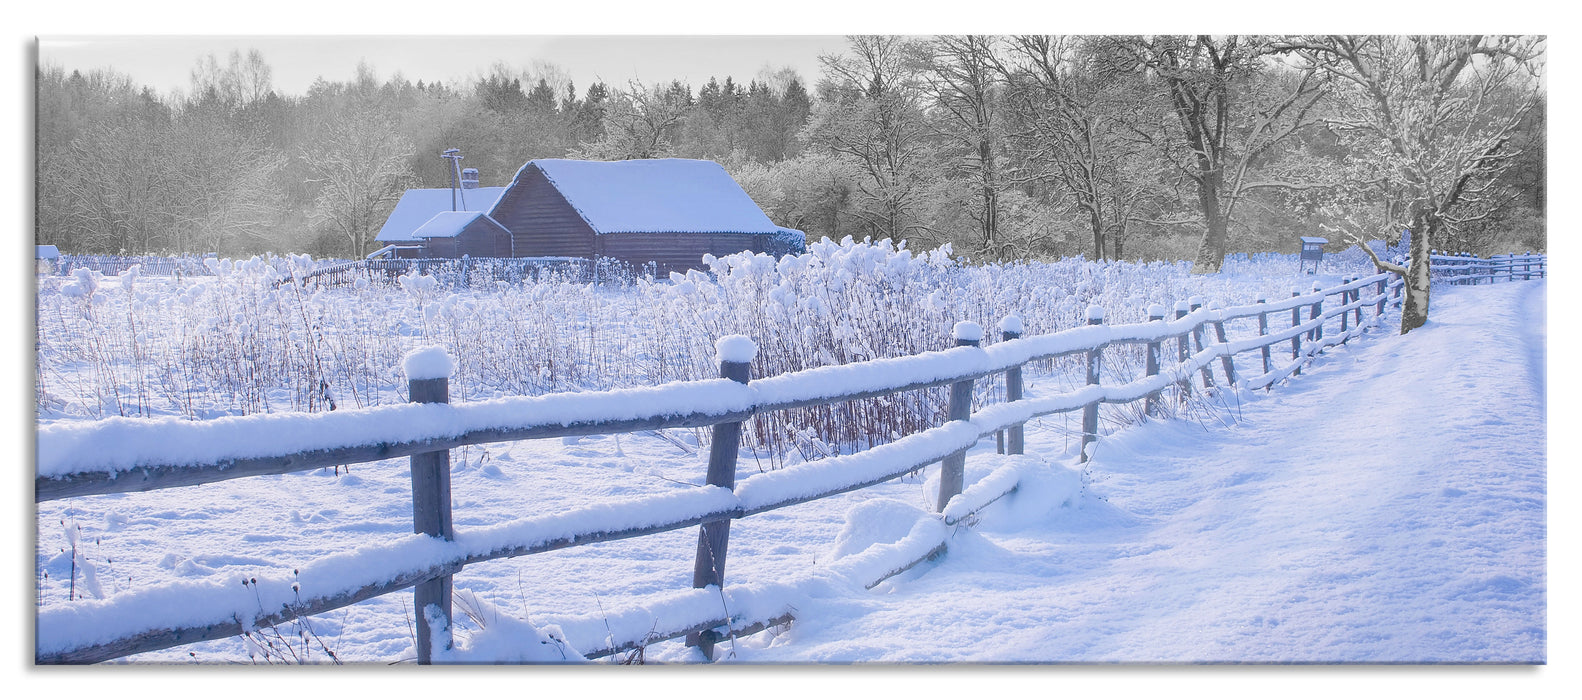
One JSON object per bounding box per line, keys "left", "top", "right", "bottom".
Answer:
{"left": 33, "top": 255, "right": 1547, "bottom": 669}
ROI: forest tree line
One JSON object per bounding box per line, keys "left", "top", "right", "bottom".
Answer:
{"left": 35, "top": 35, "right": 1545, "bottom": 269}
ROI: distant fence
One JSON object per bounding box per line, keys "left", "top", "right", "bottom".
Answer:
{"left": 1430, "top": 252, "right": 1546, "bottom": 285}
{"left": 275, "top": 256, "right": 641, "bottom": 289}
{"left": 36, "top": 272, "right": 1408, "bottom": 664}
{"left": 49, "top": 255, "right": 216, "bottom": 278}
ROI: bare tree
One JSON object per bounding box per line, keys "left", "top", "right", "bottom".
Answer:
{"left": 805, "top": 35, "right": 935, "bottom": 243}
{"left": 168, "top": 112, "right": 287, "bottom": 253}
{"left": 302, "top": 110, "right": 416, "bottom": 258}
{"left": 924, "top": 35, "right": 1004, "bottom": 256}
{"left": 1281, "top": 35, "right": 1544, "bottom": 333}
{"left": 189, "top": 49, "right": 274, "bottom": 107}
{"left": 572, "top": 80, "right": 689, "bottom": 160}
{"left": 995, "top": 35, "right": 1162, "bottom": 262}
{"left": 1117, "top": 36, "right": 1325, "bottom": 273}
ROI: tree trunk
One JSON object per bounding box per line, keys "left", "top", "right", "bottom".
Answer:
{"left": 979, "top": 136, "right": 998, "bottom": 252}
{"left": 1400, "top": 204, "right": 1435, "bottom": 333}
{"left": 1192, "top": 181, "right": 1227, "bottom": 273}
{"left": 1085, "top": 204, "right": 1105, "bottom": 261}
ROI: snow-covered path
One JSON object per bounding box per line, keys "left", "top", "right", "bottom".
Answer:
{"left": 736, "top": 281, "right": 1546, "bottom": 663}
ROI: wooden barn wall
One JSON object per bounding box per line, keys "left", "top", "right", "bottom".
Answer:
{"left": 421, "top": 237, "right": 459, "bottom": 259}
{"left": 489, "top": 166, "right": 597, "bottom": 257}
{"left": 454, "top": 220, "right": 513, "bottom": 258}
{"left": 601, "top": 232, "right": 765, "bottom": 275}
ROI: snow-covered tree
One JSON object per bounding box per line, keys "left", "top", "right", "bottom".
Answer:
{"left": 804, "top": 35, "right": 936, "bottom": 244}
{"left": 302, "top": 110, "right": 416, "bottom": 258}
{"left": 1280, "top": 35, "right": 1544, "bottom": 333}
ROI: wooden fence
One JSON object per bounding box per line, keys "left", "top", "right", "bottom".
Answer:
{"left": 50, "top": 255, "right": 216, "bottom": 278}
{"left": 1430, "top": 252, "right": 1546, "bottom": 285}
{"left": 275, "top": 256, "right": 617, "bottom": 289}
{"left": 36, "top": 271, "right": 1411, "bottom": 664}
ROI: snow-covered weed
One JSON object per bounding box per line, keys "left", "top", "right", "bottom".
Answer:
{"left": 35, "top": 240, "right": 1381, "bottom": 461}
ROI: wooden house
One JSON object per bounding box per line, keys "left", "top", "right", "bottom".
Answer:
{"left": 490, "top": 158, "right": 797, "bottom": 274}
{"left": 377, "top": 158, "right": 803, "bottom": 273}
{"left": 374, "top": 181, "right": 508, "bottom": 259}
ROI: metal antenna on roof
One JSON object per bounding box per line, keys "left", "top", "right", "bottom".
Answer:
{"left": 442, "top": 148, "right": 466, "bottom": 211}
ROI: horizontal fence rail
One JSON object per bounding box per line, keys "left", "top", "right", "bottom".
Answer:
{"left": 37, "top": 271, "right": 1411, "bottom": 664}
{"left": 1429, "top": 252, "right": 1546, "bottom": 285}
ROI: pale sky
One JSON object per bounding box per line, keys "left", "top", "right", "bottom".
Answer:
{"left": 38, "top": 35, "right": 854, "bottom": 99}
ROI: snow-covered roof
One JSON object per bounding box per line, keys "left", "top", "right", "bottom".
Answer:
{"left": 36, "top": 245, "right": 60, "bottom": 259}
{"left": 1300, "top": 237, "right": 1328, "bottom": 245}
{"left": 516, "top": 159, "right": 779, "bottom": 235}
{"left": 376, "top": 187, "right": 508, "bottom": 243}
{"left": 410, "top": 211, "right": 506, "bottom": 239}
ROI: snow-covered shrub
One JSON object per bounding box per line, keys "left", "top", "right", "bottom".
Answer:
{"left": 36, "top": 242, "right": 1393, "bottom": 462}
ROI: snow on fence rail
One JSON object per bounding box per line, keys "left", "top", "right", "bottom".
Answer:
{"left": 36, "top": 271, "right": 1408, "bottom": 664}
{"left": 1429, "top": 252, "right": 1546, "bottom": 286}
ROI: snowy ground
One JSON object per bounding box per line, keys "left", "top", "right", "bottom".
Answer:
{"left": 31, "top": 279, "right": 1550, "bottom": 671}
{"left": 727, "top": 279, "right": 1547, "bottom": 663}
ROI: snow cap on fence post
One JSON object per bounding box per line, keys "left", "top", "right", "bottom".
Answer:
{"left": 998, "top": 314, "right": 1023, "bottom": 336}
{"left": 1174, "top": 300, "right": 1189, "bottom": 317}
{"left": 1187, "top": 295, "right": 1204, "bottom": 310}
{"left": 402, "top": 345, "right": 455, "bottom": 381}
{"left": 1312, "top": 281, "right": 1324, "bottom": 293}
{"left": 953, "top": 321, "right": 983, "bottom": 345}
{"left": 714, "top": 335, "right": 758, "bottom": 366}
{"left": 1086, "top": 305, "right": 1105, "bottom": 324}
{"left": 1148, "top": 304, "right": 1167, "bottom": 320}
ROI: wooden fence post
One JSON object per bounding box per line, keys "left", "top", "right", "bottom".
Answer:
{"left": 1175, "top": 300, "right": 1193, "bottom": 400}
{"left": 1081, "top": 307, "right": 1104, "bottom": 462}
{"left": 1351, "top": 277, "right": 1363, "bottom": 327}
{"left": 1144, "top": 305, "right": 1165, "bottom": 417}
{"left": 688, "top": 336, "right": 756, "bottom": 658}
{"left": 1290, "top": 288, "right": 1302, "bottom": 377}
{"left": 1309, "top": 283, "right": 1323, "bottom": 343}
{"left": 1339, "top": 276, "right": 1351, "bottom": 336}
{"left": 937, "top": 322, "right": 981, "bottom": 512}
{"left": 1210, "top": 302, "right": 1236, "bottom": 387}
{"left": 1001, "top": 315, "right": 1025, "bottom": 456}
{"left": 1189, "top": 297, "right": 1213, "bottom": 389}
{"left": 407, "top": 349, "right": 455, "bottom": 665}
{"left": 1256, "top": 296, "right": 1271, "bottom": 376}
{"left": 1375, "top": 277, "right": 1386, "bottom": 319}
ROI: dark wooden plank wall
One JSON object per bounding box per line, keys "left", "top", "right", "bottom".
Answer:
{"left": 602, "top": 232, "right": 765, "bottom": 275}
{"left": 452, "top": 218, "right": 513, "bottom": 258}
{"left": 489, "top": 165, "right": 598, "bottom": 258}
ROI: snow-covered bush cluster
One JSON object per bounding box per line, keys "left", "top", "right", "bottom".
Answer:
{"left": 35, "top": 238, "right": 1382, "bottom": 463}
